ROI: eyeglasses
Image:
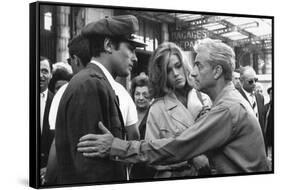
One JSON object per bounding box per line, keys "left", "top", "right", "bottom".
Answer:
{"left": 247, "top": 78, "right": 258, "bottom": 85}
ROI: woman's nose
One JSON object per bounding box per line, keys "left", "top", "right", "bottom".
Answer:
{"left": 172, "top": 68, "right": 179, "bottom": 76}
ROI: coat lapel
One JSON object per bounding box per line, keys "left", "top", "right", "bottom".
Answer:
{"left": 86, "top": 63, "right": 125, "bottom": 136}
{"left": 255, "top": 93, "right": 263, "bottom": 113}
{"left": 164, "top": 93, "right": 194, "bottom": 128}
{"left": 86, "top": 64, "right": 118, "bottom": 102}
{"left": 238, "top": 87, "right": 252, "bottom": 105}
{"left": 42, "top": 90, "right": 53, "bottom": 136}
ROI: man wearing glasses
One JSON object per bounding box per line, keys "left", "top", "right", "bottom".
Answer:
{"left": 238, "top": 66, "right": 266, "bottom": 137}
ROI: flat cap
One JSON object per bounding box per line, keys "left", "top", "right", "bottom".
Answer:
{"left": 81, "top": 15, "right": 146, "bottom": 47}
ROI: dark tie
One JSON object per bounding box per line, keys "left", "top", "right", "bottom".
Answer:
{"left": 252, "top": 99, "right": 256, "bottom": 109}
{"left": 264, "top": 104, "right": 271, "bottom": 134}
{"left": 116, "top": 95, "right": 120, "bottom": 106}
{"left": 251, "top": 94, "right": 258, "bottom": 117}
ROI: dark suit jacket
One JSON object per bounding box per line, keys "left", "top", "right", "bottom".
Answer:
{"left": 41, "top": 90, "right": 54, "bottom": 168}
{"left": 55, "top": 64, "right": 126, "bottom": 184}
{"left": 264, "top": 102, "right": 273, "bottom": 147}
{"left": 237, "top": 87, "right": 265, "bottom": 133}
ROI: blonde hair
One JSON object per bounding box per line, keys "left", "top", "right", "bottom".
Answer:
{"left": 149, "top": 42, "right": 193, "bottom": 98}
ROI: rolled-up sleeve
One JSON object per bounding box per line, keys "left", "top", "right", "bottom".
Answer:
{"left": 110, "top": 106, "right": 233, "bottom": 165}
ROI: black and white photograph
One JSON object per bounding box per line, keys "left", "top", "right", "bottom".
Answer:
{"left": 2, "top": 0, "right": 281, "bottom": 189}
{"left": 28, "top": 1, "right": 275, "bottom": 188}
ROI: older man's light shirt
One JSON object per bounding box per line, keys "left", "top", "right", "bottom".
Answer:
{"left": 40, "top": 89, "right": 48, "bottom": 133}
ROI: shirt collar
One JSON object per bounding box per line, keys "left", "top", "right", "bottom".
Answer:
{"left": 242, "top": 87, "right": 254, "bottom": 99}
{"left": 213, "top": 82, "right": 235, "bottom": 106}
{"left": 90, "top": 59, "right": 117, "bottom": 90}
{"left": 164, "top": 92, "right": 181, "bottom": 110}
{"left": 41, "top": 89, "right": 48, "bottom": 98}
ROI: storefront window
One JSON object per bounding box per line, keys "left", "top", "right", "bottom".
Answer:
{"left": 146, "top": 37, "right": 154, "bottom": 51}
{"left": 44, "top": 12, "right": 52, "bottom": 31}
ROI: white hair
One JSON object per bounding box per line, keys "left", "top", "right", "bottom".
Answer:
{"left": 193, "top": 38, "right": 236, "bottom": 81}
{"left": 52, "top": 62, "right": 73, "bottom": 74}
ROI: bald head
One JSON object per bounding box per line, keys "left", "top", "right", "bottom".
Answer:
{"left": 240, "top": 66, "right": 258, "bottom": 93}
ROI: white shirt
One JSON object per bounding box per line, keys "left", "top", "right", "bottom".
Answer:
{"left": 49, "top": 60, "right": 118, "bottom": 130}
{"left": 49, "top": 83, "right": 68, "bottom": 130}
{"left": 40, "top": 89, "right": 48, "bottom": 133}
{"left": 49, "top": 60, "right": 138, "bottom": 130}
{"left": 187, "top": 89, "right": 212, "bottom": 120}
{"left": 114, "top": 82, "right": 138, "bottom": 126}
{"left": 91, "top": 60, "right": 138, "bottom": 127}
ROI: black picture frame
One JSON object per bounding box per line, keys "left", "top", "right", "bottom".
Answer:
{"left": 30, "top": 1, "right": 274, "bottom": 188}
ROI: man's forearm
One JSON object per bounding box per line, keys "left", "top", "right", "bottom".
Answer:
{"left": 109, "top": 137, "right": 176, "bottom": 165}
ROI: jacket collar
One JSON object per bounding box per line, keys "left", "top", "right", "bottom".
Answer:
{"left": 86, "top": 62, "right": 118, "bottom": 97}
{"left": 89, "top": 60, "right": 116, "bottom": 87}
{"left": 163, "top": 92, "right": 179, "bottom": 110}
{"left": 213, "top": 82, "right": 236, "bottom": 106}
{"left": 163, "top": 92, "right": 194, "bottom": 128}
{"left": 237, "top": 85, "right": 251, "bottom": 105}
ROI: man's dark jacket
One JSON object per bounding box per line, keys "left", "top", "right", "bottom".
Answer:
{"left": 264, "top": 101, "right": 273, "bottom": 148}
{"left": 41, "top": 90, "right": 54, "bottom": 168}
{"left": 237, "top": 87, "right": 266, "bottom": 133}
{"left": 55, "top": 64, "right": 126, "bottom": 184}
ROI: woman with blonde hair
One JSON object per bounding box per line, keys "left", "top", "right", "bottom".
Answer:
{"left": 145, "top": 42, "right": 211, "bottom": 178}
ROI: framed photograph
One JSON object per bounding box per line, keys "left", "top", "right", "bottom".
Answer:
{"left": 30, "top": 1, "right": 273, "bottom": 188}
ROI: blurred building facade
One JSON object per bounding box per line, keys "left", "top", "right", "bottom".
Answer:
{"left": 39, "top": 4, "right": 272, "bottom": 102}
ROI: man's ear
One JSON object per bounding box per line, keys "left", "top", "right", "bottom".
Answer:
{"left": 104, "top": 38, "right": 113, "bottom": 54}
{"left": 49, "top": 70, "right": 53, "bottom": 79}
{"left": 213, "top": 65, "right": 223, "bottom": 80}
{"left": 73, "top": 55, "right": 81, "bottom": 67}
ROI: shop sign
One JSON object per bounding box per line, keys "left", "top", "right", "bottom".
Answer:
{"left": 170, "top": 29, "right": 208, "bottom": 51}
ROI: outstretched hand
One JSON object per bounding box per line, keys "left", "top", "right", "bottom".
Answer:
{"left": 77, "top": 121, "right": 114, "bottom": 158}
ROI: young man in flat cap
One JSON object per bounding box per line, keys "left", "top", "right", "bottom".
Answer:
{"left": 55, "top": 15, "right": 145, "bottom": 184}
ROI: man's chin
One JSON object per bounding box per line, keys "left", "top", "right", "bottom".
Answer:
{"left": 137, "top": 103, "right": 149, "bottom": 109}
{"left": 40, "top": 85, "right": 47, "bottom": 93}
{"left": 193, "top": 84, "right": 201, "bottom": 91}
{"left": 137, "top": 106, "right": 148, "bottom": 112}
{"left": 119, "top": 71, "right": 130, "bottom": 78}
